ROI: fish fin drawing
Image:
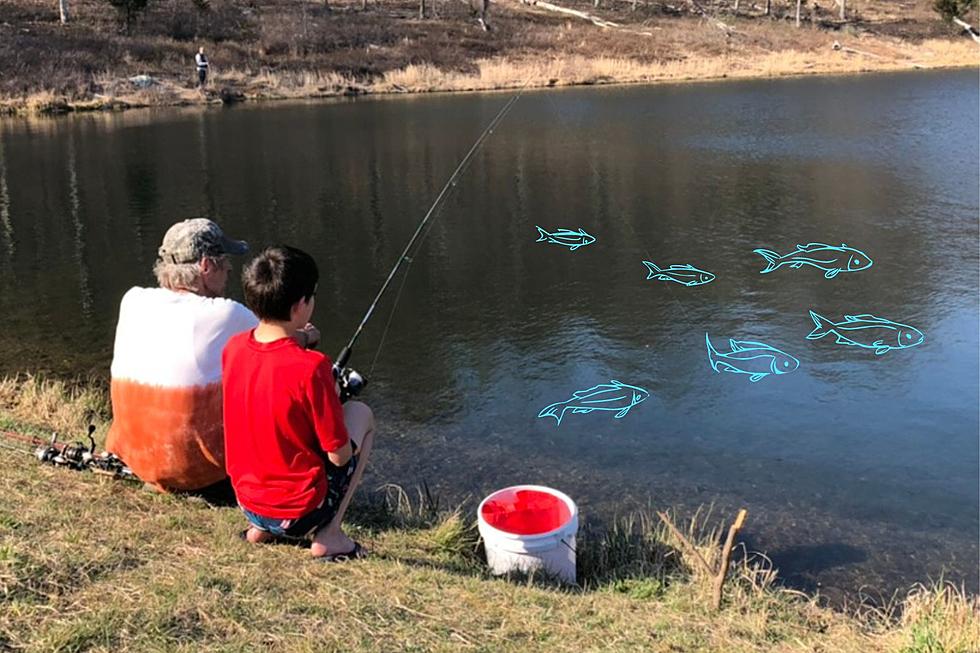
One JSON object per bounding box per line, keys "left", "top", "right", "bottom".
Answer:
{"left": 614, "top": 407, "right": 632, "bottom": 419}
{"left": 569, "top": 244, "right": 581, "bottom": 251}
{"left": 656, "top": 275, "right": 675, "bottom": 282}
{"left": 705, "top": 334, "right": 722, "bottom": 372}
{"left": 749, "top": 373, "right": 767, "bottom": 383}
{"left": 729, "top": 339, "right": 745, "bottom": 352}
{"left": 571, "top": 384, "right": 606, "bottom": 399}
{"left": 874, "top": 346, "right": 890, "bottom": 355}
{"left": 797, "top": 243, "right": 829, "bottom": 251}
{"left": 806, "top": 310, "right": 835, "bottom": 340}
{"left": 835, "top": 336, "right": 855, "bottom": 346}
{"left": 537, "top": 402, "right": 567, "bottom": 426}
{"left": 844, "top": 314, "right": 882, "bottom": 322}
{"left": 642, "top": 261, "right": 661, "bottom": 279}
{"left": 824, "top": 268, "right": 841, "bottom": 279}
{"left": 731, "top": 339, "right": 771, "bottom": 351}
{"left": 753, "top": 248, "right": 780, "bottom": 274}
{"left": 789, "top": 262, "right": 804, "bottom": 269}
{"left": 669, "top": 264, "right": 696, "bottom": 271}
{"left": 571, "top": 408, "right": 594, "bottom": 414}
{"left": 535, "top": 226, "right": 549, "bottom": 242}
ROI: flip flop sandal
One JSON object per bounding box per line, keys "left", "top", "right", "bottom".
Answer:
{"left": 317, "top": 542, "right": 368, "bottom": 563}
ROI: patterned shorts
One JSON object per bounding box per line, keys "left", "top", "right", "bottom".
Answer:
{"left": 241, "top": 443, "right": 358, "bottom": 539}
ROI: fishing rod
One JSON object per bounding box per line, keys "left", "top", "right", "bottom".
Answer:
{"left": 0, "top": 425, "right": 136, "bottom": 481}
{"left": 333, "top": 85, "right": 529, "bottom": 401}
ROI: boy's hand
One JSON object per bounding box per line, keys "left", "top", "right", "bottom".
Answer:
{"left": 297, "top": 323, "right": 320, "bottom": 349}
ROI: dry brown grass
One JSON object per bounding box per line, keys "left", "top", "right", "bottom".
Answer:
{"left": 376, "top": 38, "right": 979, "bottom": 94}
{"left": 0, "top": 375, "right": 977, "bottom": 652}
{"left": 0, "top": 374, "right": 109, "bottom": 438}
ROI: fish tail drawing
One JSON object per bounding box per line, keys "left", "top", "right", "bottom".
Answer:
{"left": 753, "top": 248, "right": 781, "bottom": 274}
{"left": 537, "top": 401, "right": 568, "bottom": 426}
{"left": 642, "top": 261, "right": 661, "bottom": 280}
{"left": 806, "top": 310, "right": 835, "bottom": 340}
{"left": 705, "top": 333, "right": 721, "bottom": 372}
{"left": 535, "top": 226, "right": 549, "bottom": 242}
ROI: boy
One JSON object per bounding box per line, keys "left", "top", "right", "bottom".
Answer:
{"left": 223, "top": 245, "right": 375, "bottom": 559}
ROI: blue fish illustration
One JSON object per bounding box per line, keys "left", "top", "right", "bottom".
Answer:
{"left": 642, "top": 261, "right": 715, "bottom": 287}
{"left": 753, "top": 243, "right": 872, "bottom": 279}
{"left": 806, "top": 310, "right": 924, "bottom": 355}
{"left": 538, "top": 380, "right": 649, "bottom": 427}
{"left": 535, "top": 226, "right": 596, "bottom": 251}
{"left": 705, "top": 334, "right": 800, "bottom": 383}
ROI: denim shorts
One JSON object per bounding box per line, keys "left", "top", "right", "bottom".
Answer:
{"left": 241, "top": 444, "right": 358, "bottom": 539}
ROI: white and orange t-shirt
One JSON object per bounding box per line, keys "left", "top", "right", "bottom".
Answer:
{"left": 106, "top": 287, "right": 258, "bottom": 491}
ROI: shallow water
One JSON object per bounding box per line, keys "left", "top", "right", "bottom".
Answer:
{"left": 1, "top": 70, "right": 977, "bottom": 602}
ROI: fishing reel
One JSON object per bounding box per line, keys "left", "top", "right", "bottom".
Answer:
{"left": 33, "top": 425, "right": 135, "bottom": 480}
{"left": 334, "top": 365, "right": 367, "bottom": 403}
{"left": 34, "top": 426, "right": 97, "bottom": 470}
{"left": 333, "top": 345, "right": 367, "bottom": 403}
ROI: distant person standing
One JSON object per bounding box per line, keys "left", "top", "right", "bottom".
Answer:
{"left": 195, "top": 46, "right": 209, "bottom": 88}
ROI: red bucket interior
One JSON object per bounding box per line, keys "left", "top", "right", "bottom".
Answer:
{"left": 481, "top": 488, "right": 572, "bottom": 536}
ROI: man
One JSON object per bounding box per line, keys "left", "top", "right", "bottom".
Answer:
{"left": 195, "top": 46, "right": 209, "bottom": 88}
{"left": 106, "top": 219, "right": 319, "bottom": 493}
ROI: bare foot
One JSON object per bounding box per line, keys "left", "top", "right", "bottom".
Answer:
{"left": 310, "top": 528, "right": 355, "bottom": 558}
{"left": 246, "top": 527, "right": 274, "bottom": 544}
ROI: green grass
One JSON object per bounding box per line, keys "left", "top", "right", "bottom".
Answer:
{"left": 0, "top": 375, "right": 977, "bottom": 652}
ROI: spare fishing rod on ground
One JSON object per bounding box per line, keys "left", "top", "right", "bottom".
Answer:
{"left": 332, "top": 84, "right": 529, "bottom": 402}
{"left": 0, "top": 425, "right": 136, "bottom": 481}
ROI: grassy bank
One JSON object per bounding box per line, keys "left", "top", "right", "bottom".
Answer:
{"left": 0, "top": 0, "right": 977, "bottom": 114}
{"left": 0, "top": 375, "right": 977, "bottom": 652}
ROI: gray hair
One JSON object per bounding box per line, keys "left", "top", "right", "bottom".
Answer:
{"left": 153, "top": 259, "right": 204, "bottom": 292}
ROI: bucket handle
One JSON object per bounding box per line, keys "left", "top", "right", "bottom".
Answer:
{"left": 500, "top": 537, "right": 577, "bottom": 556}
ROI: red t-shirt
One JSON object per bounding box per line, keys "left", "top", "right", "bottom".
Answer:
{"left": 222, "top": 330, "right": 349, "bottom": 519}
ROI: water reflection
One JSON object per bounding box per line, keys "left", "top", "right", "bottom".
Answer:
{"left": 0, "top": 71, "right": 976, "bottom": 599}
{"left": 67, "top": 133, "right": 94, "bottom": 320}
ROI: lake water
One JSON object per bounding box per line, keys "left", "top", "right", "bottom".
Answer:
{"left": 1, "top": 70, "right": 977, "bottom": 603}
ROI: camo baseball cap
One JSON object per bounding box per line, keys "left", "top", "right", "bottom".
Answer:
{"left": 157, "top": 218, "right": 248, "bottom": 264}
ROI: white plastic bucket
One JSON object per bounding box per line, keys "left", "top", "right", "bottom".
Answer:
{"left": 477, "top": 485, "right": 578, "bottom": 584}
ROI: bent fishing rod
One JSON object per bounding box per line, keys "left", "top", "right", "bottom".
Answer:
{"left": 333, "top": 85, "right": 528, "bottom": 401}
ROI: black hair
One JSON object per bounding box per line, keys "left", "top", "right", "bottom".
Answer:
{"left": 242, "top": 246, "right": 318, "bottom": 321}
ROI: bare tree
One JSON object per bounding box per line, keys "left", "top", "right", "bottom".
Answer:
{"left": 839, "top": 0, "right": 845, "bottom": 20}
{"left": 796, "top": 0, "right": 802, "bottom": 26}
{"left": 765, "top": 0, "right": 771, "bottom": 15}
{"left": 59, "top": 0, "right": 69, "bottom": 22}
{"left": 420, "top": 0, "right": 425, "bottom": 18}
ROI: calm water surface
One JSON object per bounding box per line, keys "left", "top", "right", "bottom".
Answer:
{"left": 1, "top": 70, "right": 977, "bottom": 601}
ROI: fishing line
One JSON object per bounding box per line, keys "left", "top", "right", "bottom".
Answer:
{"left": 340, "top": 78, "right": 534, "bottom": 378}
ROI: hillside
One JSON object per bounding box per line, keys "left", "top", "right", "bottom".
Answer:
{"left": 0, "top": 0, "right": 977, "bottom": 112}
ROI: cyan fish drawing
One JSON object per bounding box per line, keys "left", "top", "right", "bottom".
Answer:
{"left": 535, "top": 226, "right": 596, "bottom": 251}
{"left": 706, "top": 334, "right": 800, "bottom": 383}
{"left": 538, "top": 380, "right": 649, "bottom": 427}
{"left": 807, "top": 311, "right": 924, "bottom": 355}
{"left": 753, "top": 243, "right": 872, "bottom": 279}
{"left": 642, "top": 261, "right": 715, "bottom": 287}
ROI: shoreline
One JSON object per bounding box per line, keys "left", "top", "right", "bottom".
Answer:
{"left": 0, "top": 374, "right": 978, "bottom": 651}
{"left": 2, "top": 38, "right": 977, "bottom": 117}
